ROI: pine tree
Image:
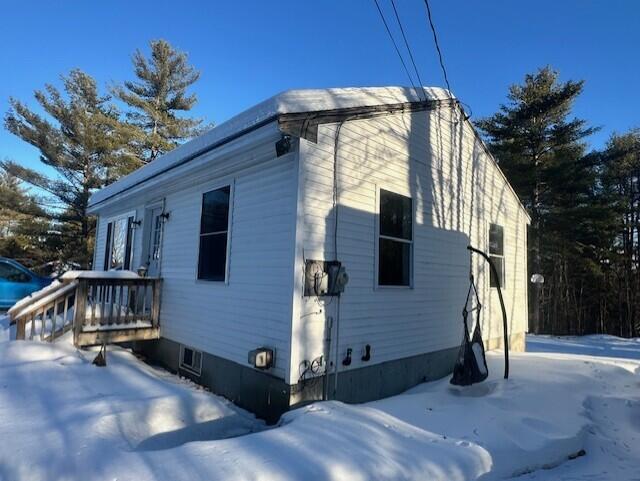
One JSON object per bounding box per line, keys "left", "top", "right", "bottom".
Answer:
{"left": 2, "top": 69, "right": 139, "bottom": 268}
{"left": 113, "top": 39, "right": 206, "bottom": 163}
{"left": 476, "top": 67, "right": 597, "bottom": 333}
{"left": 600, "top": 130, "right": 640, "bottom": 336}
{"left": 0, "top": 168, "right": 56, "bottom": 270}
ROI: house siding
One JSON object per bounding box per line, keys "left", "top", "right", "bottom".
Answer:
{"left": 92, "top": 125, "right": 297, "bottom": 381}
{"left": 290, "top": 106, "right": 529, "bottom": 385}
{"left": 159, "top": 156, "right": 296, "bottom": 380}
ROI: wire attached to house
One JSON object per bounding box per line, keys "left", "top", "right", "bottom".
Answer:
{"left": 372, "top": 0, "right": 419, "bottom": 93}
{"left": 389, "top": 0, "right": 427, "bottom": 101}
{"left": 333, "top": 122, "right": 344, "bottom": 262}
{"left": 332, "top": 122, "right": 344, "bottom": 400}
{"left": 422, "top": 0, "right": 453, "bottom": 97}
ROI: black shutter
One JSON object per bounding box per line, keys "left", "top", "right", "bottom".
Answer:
{"left": 124, "top": 216, "right": 134, "bottom": 270}
{"left": 103, "top": 222, "right": 113, "bottom": 271}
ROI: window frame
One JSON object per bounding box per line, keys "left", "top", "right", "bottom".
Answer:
{"left": 374, "top": 186, "right": 414, "bottom": 289}
{"left": 195, "top": 180, "right": 234, "bottom": 284}
{"left": 488, "top": 223, "right": 506, "bottom": 289}
{"left": 102, "top": 211, "right": 137, "bottom": 272}
{"left": 179, "top": 344, "right": 203, "bottom": 376}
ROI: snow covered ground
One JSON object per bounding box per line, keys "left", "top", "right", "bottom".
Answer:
{"left": 0, "top": 321, "right": 637, "bottom": 481}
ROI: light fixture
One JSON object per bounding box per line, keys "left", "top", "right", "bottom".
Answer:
{"left": 275, "top": 134, "right": 292, "bottom": 157}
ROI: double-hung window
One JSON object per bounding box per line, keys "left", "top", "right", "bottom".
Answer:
{"left": 197, "top": 185, "right": 231, "bottom": 281}
{"left": 103, "top": 215, "right": 135, "bottom": 271}
{"left": 489, "top": 223, "right": 505, "bottom": 288}
{"left": 378, "top": 189, "right": 413, "bottom": 286}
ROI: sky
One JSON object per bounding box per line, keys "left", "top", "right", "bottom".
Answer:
{"left": 1, "top": 0, "right": 638, "bottom": 173}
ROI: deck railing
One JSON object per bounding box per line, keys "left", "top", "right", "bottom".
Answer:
{"left": 13, "top": 281, "right": 77, "bottom": 342}
{"left": 11, "top": 275, "right": 161, "bottom": 346}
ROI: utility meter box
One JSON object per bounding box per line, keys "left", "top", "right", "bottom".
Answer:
{"left": 248, "top": 347, "right": 274, "bottom": 370}
{"left": 304, "top": 260, "right": 349, "bottom": 297}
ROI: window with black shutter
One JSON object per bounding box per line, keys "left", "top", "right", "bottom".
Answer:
{"left": 103, "top": 215, "right": 134, "bottom": 271}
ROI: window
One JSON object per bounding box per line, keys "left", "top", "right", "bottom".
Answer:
{"left": 197, "top": 185, "right": 231, "bottom": 281}
{"left": 150, "top": 215, "right": 163, "bottom": 262}
{"left": 489, "top": 223, "right": 505, "bottom": 288}
{"left": 378, "top": 189, "right": 413, "bottom": 286}
{"left": 0, "top": 262, "right": 30, "bottom": 283}
{"left": 179, "top": 345, "right": 203, "bottom": 375}
{"left": 103, "top": 215, "right": 135, "bottom": 271}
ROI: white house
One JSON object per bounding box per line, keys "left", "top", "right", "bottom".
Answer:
{"left": 86, "top": 86, "right": 530, "bottom": 422}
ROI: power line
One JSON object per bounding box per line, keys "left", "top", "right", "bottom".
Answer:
{"left": 423, "top": 0, "right": 452, "bottom": 97}
{"left": 389, "top": 0, "right": 426, "bottom": 100}
{"left": 372, "top": 0, "right": 419, "bottom": 92}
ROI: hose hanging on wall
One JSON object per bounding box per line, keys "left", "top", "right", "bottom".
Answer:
{"left": 450, "top": 272, "right": 488, "bottom": 386}
{"left": 450, "top": 245, "right": 510, "bottom": 385}
{"left": 470, "top": 245, "right": 509, "bottom": 379}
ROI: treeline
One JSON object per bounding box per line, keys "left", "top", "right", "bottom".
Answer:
{"left": 0, "top": 40, "right": 206, "bottom": 271}
{"left": 478, "top": 67, "right": 640, "bottom": 338}
{"left": 3, "top": 54, "right": 638, "bottom": 338}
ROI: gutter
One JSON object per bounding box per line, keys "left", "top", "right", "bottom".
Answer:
{"left": 88, "top": 99, "right": 452, "bottom": 210}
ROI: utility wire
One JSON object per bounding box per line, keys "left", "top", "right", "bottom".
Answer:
{"left": 372, "top": 0, "right": 419, "bottom": 92}
{"left": 423, "top": 0, "right": 452, "bottom": 97}
{"left": 389, "top": 0, "right": 427, "bottom": 101}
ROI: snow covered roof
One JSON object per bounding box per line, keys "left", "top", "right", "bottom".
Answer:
{"left": 88, "top": 86, "right": 452, "bottom": 208}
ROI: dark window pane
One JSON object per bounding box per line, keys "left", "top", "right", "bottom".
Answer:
{"left": 489, "top": 224, "right": 504, "bottom": 255}
{"left": 490, "top": 255, "right": 504, "bottom": 288}
{"left": 380, "top": 190, "right": 412, "bottom": 240}
{"left": 379, "top": 238, "right": 411, "bottom": 286}
{"left": 183, "top": 348, "right": 193, "bottom": 367}
{"left": 198, "top": 233, "right": 227, "bottom": 281}
{"left": 201, "top": 186, "right": 230, "bottom": 234}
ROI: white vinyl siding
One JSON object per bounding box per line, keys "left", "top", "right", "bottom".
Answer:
{"left": 155, "top": 157, "right": 296, "bottom": 380}
{"left": 290, "top": 106, "right": 529, "bottom": 383}
{"left": 91, "top": 124, "right": 296, "bottom": 381}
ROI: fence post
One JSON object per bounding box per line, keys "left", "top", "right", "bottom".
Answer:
{"left": 151, "top": 279, "right": 162, "bottom": 328}
{"left": 16, "top": 318, "right": 25, "bottom": 340}
{"left": 73, "top": 280, "right": 87, "bottom": 346}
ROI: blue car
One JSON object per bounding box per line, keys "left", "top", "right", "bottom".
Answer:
{"left": 0, "top": 258, "right": 52, "bottom": 310}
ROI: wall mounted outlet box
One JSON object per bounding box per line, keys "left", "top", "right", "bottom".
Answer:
{"left": 248, "top": 347, "right": 274, "bottom": 369}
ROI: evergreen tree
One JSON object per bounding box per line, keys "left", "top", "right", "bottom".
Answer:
{"left": 476, "top": 67, "right": 597, "bottom": 333}
{"left": 0, "top": 168, "right": 56, "bottom": 270}
{"left": 2, "top": 69, "right": 139, "bottom": 268}
{"left": 113, "top": 39, "right": 206, "bottom": 163}
{"left": 600, "top": 130, "right": 640, "bottom": 336}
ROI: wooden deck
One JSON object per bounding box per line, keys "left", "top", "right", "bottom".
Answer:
{"left": 9, "top": 274, "right": 162, "bottom": 347}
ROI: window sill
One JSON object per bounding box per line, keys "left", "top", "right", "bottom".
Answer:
{"left": 195, "top": 279, "right": 229, "bottom": 285}
{"left": 375, "top": 284, "right": 414, "bottom": 290}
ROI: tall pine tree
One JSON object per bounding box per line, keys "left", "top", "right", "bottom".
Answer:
{"left": 113, "top": 39, "right": 206, "bottom": 163}
{"left": 476, "top": 67, "right": 597, "bottom": 333}
{"left": 2, "top": 69, "right": 139, "bottom": 268}
{"left": 600, "top": 130, "right": 640, "bottom": 336}
{"left": 0, "top": 168, "right": 55, "bottom": 269}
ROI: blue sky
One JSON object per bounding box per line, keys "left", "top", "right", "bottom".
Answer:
{"left": 1, "top": 0, "right": 638, "bottom": 172}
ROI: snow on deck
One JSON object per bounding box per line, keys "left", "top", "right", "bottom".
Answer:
{"left": 0, "top": 331, "right": 638, "bottom": 480}
{"left": 88, "top": 86, "right": 452, "bottom": 207}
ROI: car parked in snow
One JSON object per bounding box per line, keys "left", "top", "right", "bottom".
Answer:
{"left": 0, "top": 258, "right": 52, "bottom": 310}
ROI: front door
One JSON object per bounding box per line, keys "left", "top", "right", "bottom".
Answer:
{"left": 144, "top": 206, "right": 164, "bottom": 277}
